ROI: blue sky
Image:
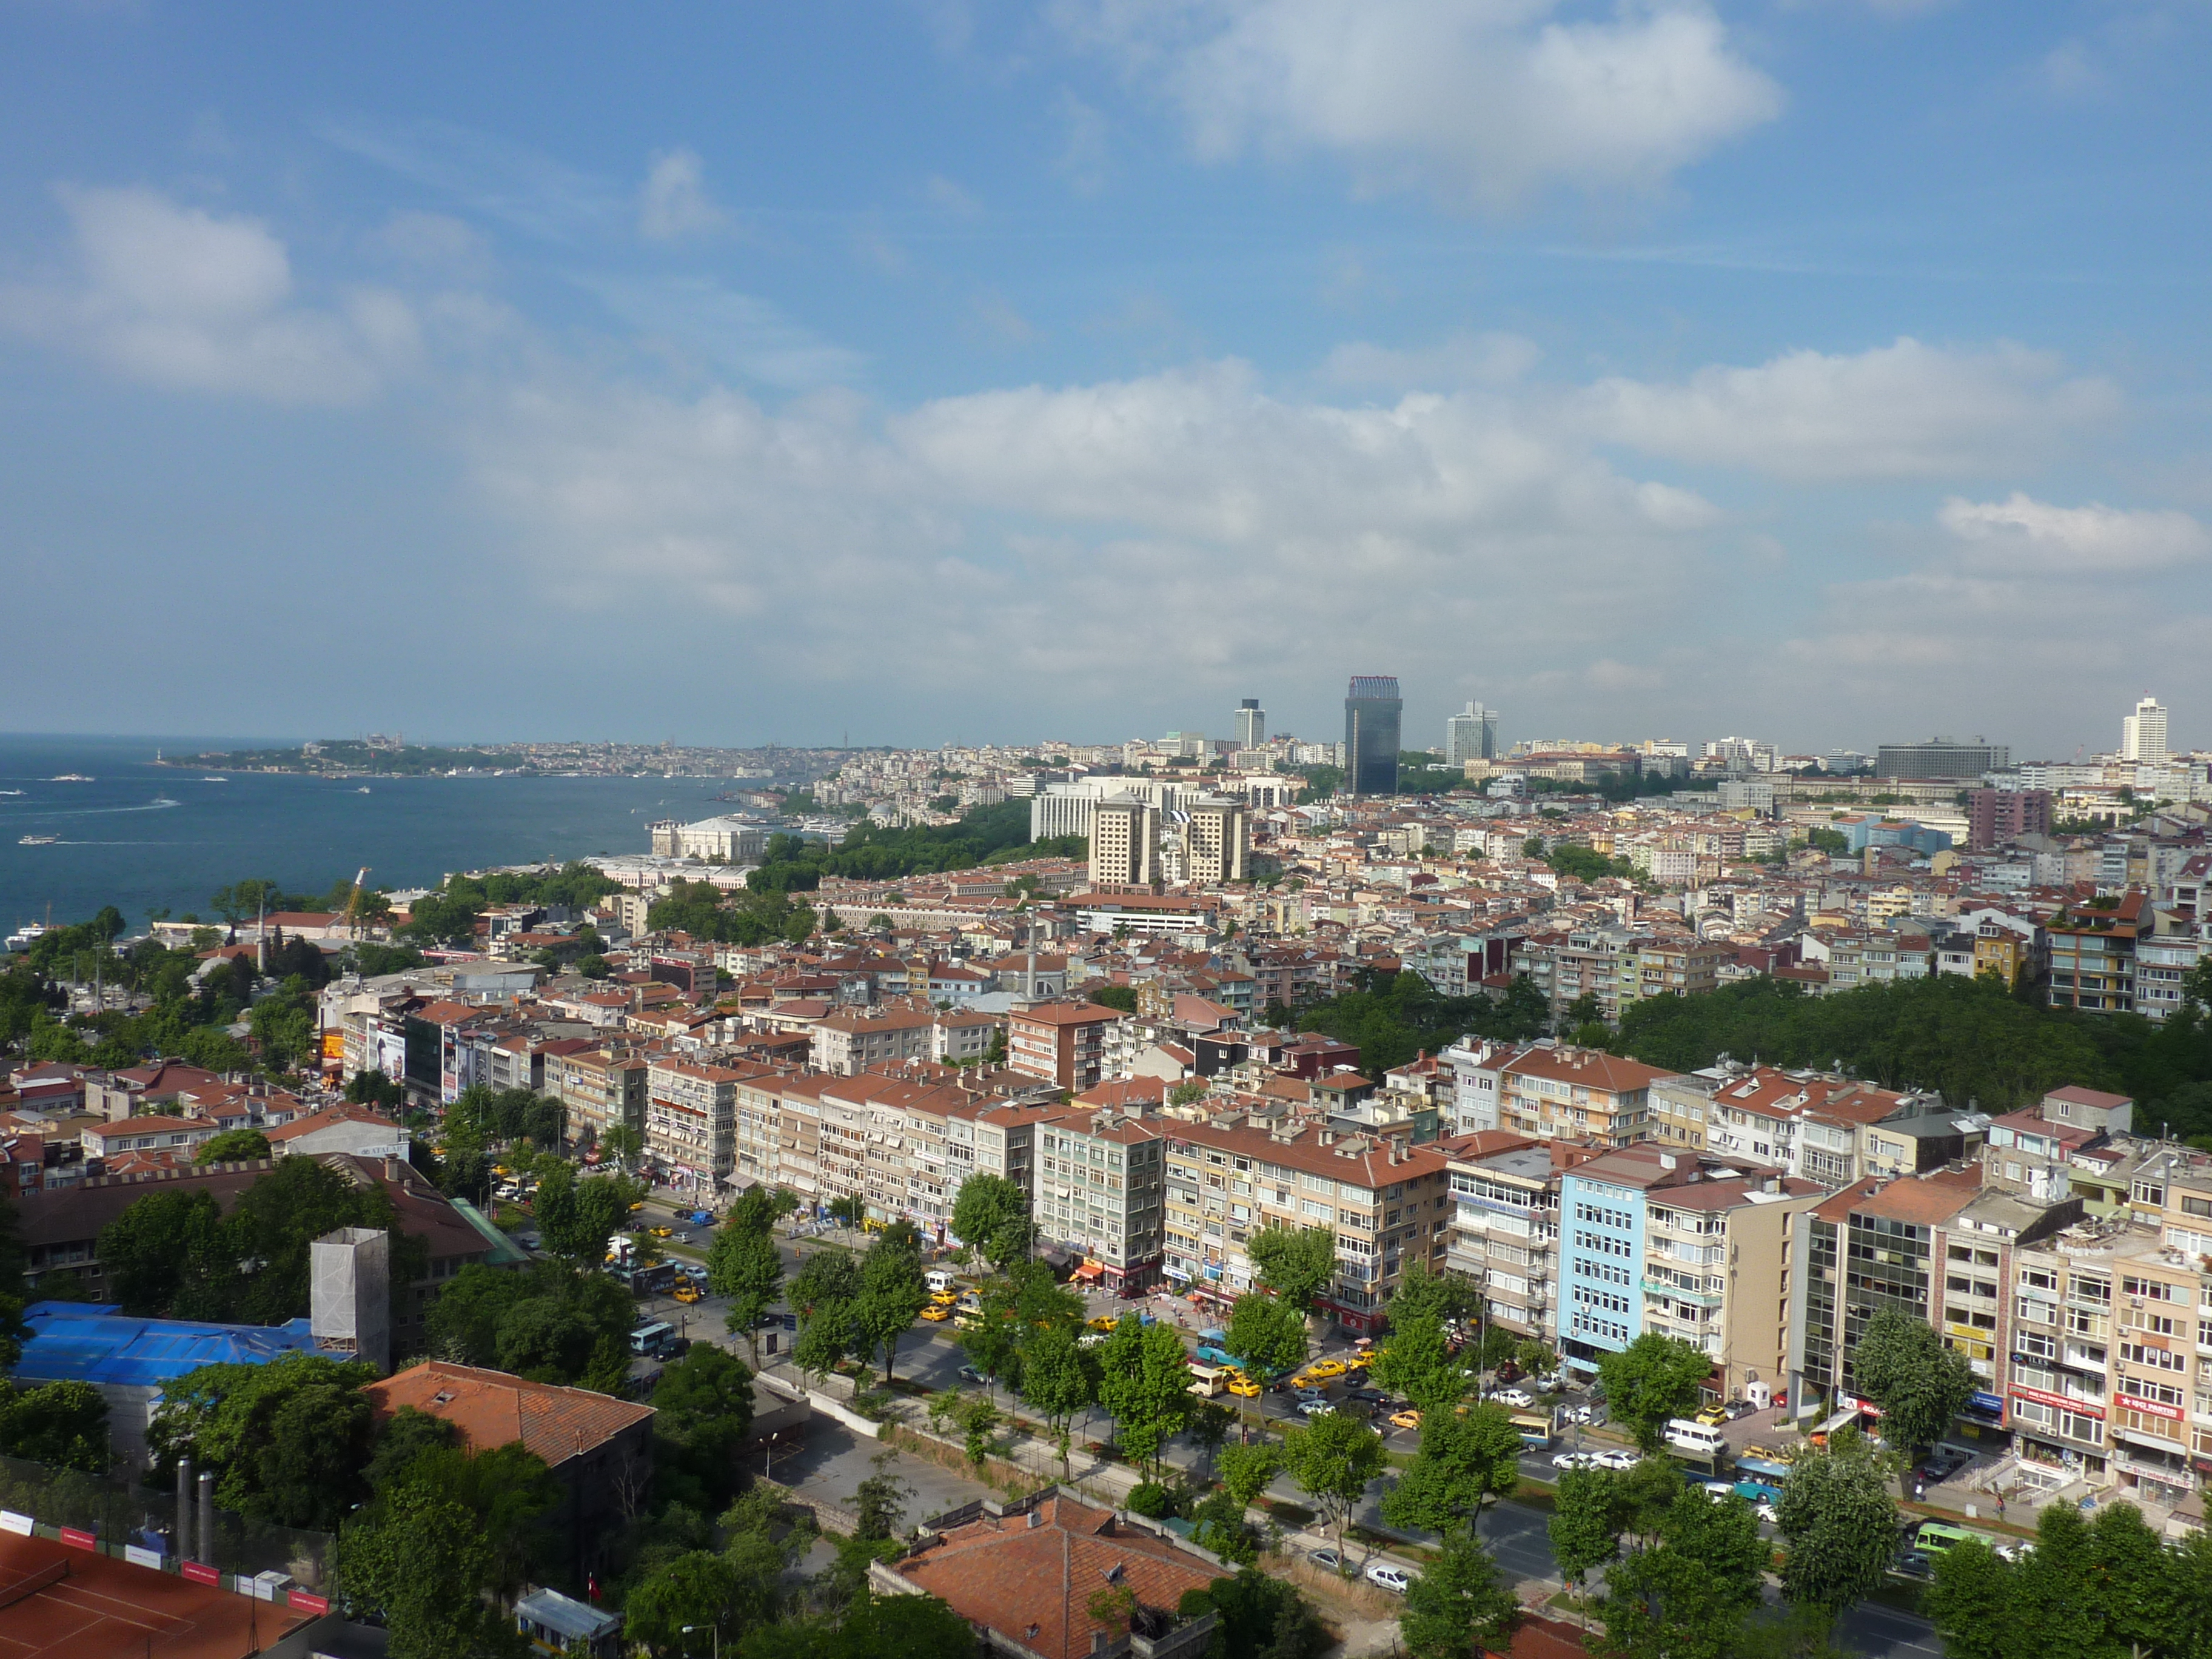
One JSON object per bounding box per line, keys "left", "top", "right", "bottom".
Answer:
{"left": 2, "top": 0, "right": 2208, "bottom": 759}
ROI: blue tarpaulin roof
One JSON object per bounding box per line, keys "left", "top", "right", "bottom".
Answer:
{"left": 15, "top": 1302, "right": 331, "bottom": 1388}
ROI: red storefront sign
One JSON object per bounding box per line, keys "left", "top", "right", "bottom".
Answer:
{"left": 2009, "top": 1382, "right": 2104, "bottom": 1419}
{"left": 2114, "top": 1392, "right": 2185, "bottom": 1423}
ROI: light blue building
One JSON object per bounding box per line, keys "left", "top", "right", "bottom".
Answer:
{"left": 1557, "top": 1164, "right": 1651, "bottom": 1373}
{"left": 1837, "top": 814, "right": 1952, "bottom": 857}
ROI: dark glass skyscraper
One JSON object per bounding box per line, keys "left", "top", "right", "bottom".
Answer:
{"left": 1344, "top": 675, "right": 1402, "bottom": 796}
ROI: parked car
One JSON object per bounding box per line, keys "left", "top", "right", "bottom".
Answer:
{"left": 1366, "top": 1563, "right": 1413, "bottom": 1594}
{"left": 1493, "top": 1360, "right": 1522, "bottom": 1383}
{"left": 1594, "top": 1449, "right": 1639, "bottom": 1471}
{"left": 1308, "top": 1548, "right": 1344, "bottom": 1574}
{"left": 1552, "top": 1450, "right": 1598, "bottom": 1471}
{"left": 1493, "top": 1388, "right": 1534, "bottom": 1409}
{"left": 1695, "top": 1404, "right": 1729, "bottom": 1427}
{"left": 1892, "top": 1550, "right": 1935, "bottom": 1581}
{"left": 1919, "top": 1446, "right": 1973, "bottom": 1483}
{"left": 1563, "top": 1405, "right": 1597, "bottom": 1426}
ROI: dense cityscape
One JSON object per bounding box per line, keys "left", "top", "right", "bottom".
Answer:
{"left": 0, "top": 680, "right": 2209, "bottom": 1658}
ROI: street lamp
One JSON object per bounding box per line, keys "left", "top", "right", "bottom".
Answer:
{"left": 682, "top": 1623, "right": 720, "bottom": 1658}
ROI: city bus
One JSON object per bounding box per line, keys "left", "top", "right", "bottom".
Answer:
{"left": 1510, "top": 1411, "right": 1555, "bottom": 1450}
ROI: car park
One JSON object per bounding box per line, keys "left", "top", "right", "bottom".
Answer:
{"left": 1365, "top": 1563, "right": 1412, "bottom": 1594}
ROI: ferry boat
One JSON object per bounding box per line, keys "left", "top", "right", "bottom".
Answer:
{"left": 49, "top": 773, "right": 93, "bottom": 782}
{"left": 4, "top": 922, "right": 49, "bottom": 950}
{"left": 17, "top": 835, "right": 58, "bottom": 846}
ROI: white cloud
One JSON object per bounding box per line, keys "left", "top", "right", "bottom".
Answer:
{"left": 1054, "top": 0, "right": 1781, "bottom": 207}
{"left": 1937, "top": 492, "right": 2210, "bottom": 573}
{"left": 0, "top": 186, "right": 417, "bottom": 403}
{"left": 638, "top": 147, "right": 727, "bottom": 241}
{"left": 1575, "top": 337, "right": 2119, "bottom": 480}
{"left": 469, "top": 360, "right": 1723, "bottom": 698}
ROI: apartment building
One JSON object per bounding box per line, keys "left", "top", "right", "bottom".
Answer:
{"left": 731, "top": 1069, "right": 785, "bottom": 1191}
{"left": 1090, "top": 796, "right": 1162, "bottom": 891}
{"left": 1558, "top": 1145, "right": 1823, "bottom": 1396}
{"left": 1008, "top": 1000, "right": 1128, "bottom": 1093}
{"left": 933, "top": 1008, "right": 999, "bottom": 1065}
{"left": 1618, "top": 939, "right": 1733, "bottom": 1013}
{"left": 1181, "top": 797, "right": 1250, "bottom": 886}
{"left": 1699, "top": 1067, "right": 1966, "bottom": 1188}
{"left": 1445, "top": 1135, "right": 1593, "bottom": 1339}
{"left": 943, "top": 1098, "right": 1057, "bottom": 1233}
{"left": 1160, "top": 1118, "right": 1458, "bottom": 1335}
{"left": 772, "top": 1073, "right": 832, "bottom": 1205}
{"left": 810, "top": 1007, "right": 937, "bottom": 1076}
{"left": 549, "top": 1048, "right": 649, "bottom": 1146}
{"left": 1494, "top": 1045, "right": 1674, "bottom": 1148}
{"left": 1033, "top": 1104, "right": 1167, "bottom": 1292}
{"left": 2046, "top": 890, "right": 2150, "bottom": 1014}
{"left": 1983, "top": 1086, "right": 2134, "bottom": 1202}
{"left": 644, "top": 1059, "right": 761, "bottom": 1190}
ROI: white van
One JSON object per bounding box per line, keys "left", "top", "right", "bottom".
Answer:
{"left": 926, "top": 1267, "right": 960, "bottom": 1294}
{"left": 1664, "top": 1418, "right": 1728, "bottom": 1457}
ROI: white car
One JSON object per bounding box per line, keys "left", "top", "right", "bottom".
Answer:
{"left": 1552, "top": 1450, "right": 1597, "bottom": 1471}
{"left": 1700, "top": 1481, "right": 1734, "bottom": 1500}
{"left": 1298, "top": 1400, "right": 1336, "bottom": 1416}
{"left": 1365, "top": 1563, "right": 1412, "bottom": 1594}
{"left": 1755, "top": 1501, "right": 1780, "bottom": 1525}
{"left": 1493, "top": 1388, "right": 1534, "bottom": 1409}
{"left": 1995, "top": 1541, "right": 2036, "bottom": 1563}
{"left": 1594, "top": 1449, "right": 1640, "bottom": 1470}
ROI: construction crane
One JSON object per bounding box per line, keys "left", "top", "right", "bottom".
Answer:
{"left": 338, "top": 867, "right": 372, "bottom": 939}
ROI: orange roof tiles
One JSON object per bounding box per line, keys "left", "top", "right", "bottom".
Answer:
{"left": 363, "top": 1360, "right": 653, "bottom": 1467}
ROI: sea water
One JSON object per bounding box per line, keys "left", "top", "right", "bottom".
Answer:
{"left": 0, "top": 733, "right": 752, "bottom": 931}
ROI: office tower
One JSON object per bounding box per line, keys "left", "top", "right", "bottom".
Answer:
{"left": 1447, "top": 702, "right": 1498, "bottom": 765}
{"left": 1234, "top": 698, "right": 1266, "bottom": 751}
{"left": 1344, "top": 675, "right": 1403, "bottom": 796}
{"left": 2122, "top": 695, "right": 2168, "bottom": 765}
{"left": 1875, "top": 737, "right": 2011, "bottom": 780}
{"left": 1181, "top": 797, "right": 1249, "bottom": 883}
{"left": 1089, "top": 795, "right": 1161, "bottom": 890}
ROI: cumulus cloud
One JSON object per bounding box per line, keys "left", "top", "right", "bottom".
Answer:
{"left": 638, "top": 147, "right": 727, "bottom": 240}
{"left": 1575, "top": 337, "right": 2119, "bottom": 480}
{"left": 0, "top": 186, "right": 417, "bottom": 403}
{"left": 468, "top": 361, "right": 1722, "bottom": 697}
{"left": 1054, "top": 0, "right": 1782, "bottom": 207}
{"left": 1937, "top": 492, "right": 2211, "bottom": 573}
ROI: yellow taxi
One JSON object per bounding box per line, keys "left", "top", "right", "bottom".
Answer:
{"left": 920, "top": 1304, "right": 952, "bottom": 1321}
{"left": 1227, "top": 1373, "right": 1262, "bottom": 1399}
{"left": 1086, "top": 1315, "right": 1119, "bottom": 1333}
{"left": 1695, "top": 1404, "right": 1728, "bottom": 1428}
{"left": 629, "top": 1201, "right": 646, "bottom": 1213}
{"left": 672, "top": 1284, "right": 702, "bottom": 1304}
{"left": 649, "top": 1225, "right": 674, "bottom": 1239}
{"left": 1341, "top": 1352, "right": 1371, "bottom": 1372}
{"left": 1390, "top": 1409, "right": 1422, "bottom": 1430}
{"left": 930, "top": 1290, "right": 959, "bottom": 1307}
{"left": 1303, "top": 1358, "right": 1348, "bottom": 1381}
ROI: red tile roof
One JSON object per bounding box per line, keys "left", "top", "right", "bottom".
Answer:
{"left": 891, "top": 1493, "right": 1218, "bottom": 1659}
{"left": 363, "top": 1360, "right": 653, "bottom": 1467}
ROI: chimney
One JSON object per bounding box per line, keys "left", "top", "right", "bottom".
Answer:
{"left": 196, "top": 1470, "right": 215, "bottom": 1566}
{"left": 384, "top": 1156, "right": 407, "bottom": 1184}
{"left": 175, "top": 1456, "right": 194, "bottom": 1563}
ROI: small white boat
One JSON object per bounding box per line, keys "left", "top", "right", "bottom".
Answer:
{"left": 357, "top": 786, "right": 372, "bottom": 794}
{"left": 0, "top": 789, "right": 21, "bottom": 796}
{"left": 201, "top": 777, "right": 227, "bottom": 783}
{"left": 50, "top": 774, "right": 93, "bottom": 783}
{"left": 18, "top": 834, "right": 58, "bottom": 846}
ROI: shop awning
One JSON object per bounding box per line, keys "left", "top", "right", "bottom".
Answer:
{"left": 1071, "top": 1263, "right": 1104, "bottom": 1282}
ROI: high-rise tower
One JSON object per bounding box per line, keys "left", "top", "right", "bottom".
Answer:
{"left": 1344, "top": 676, "right": 1403, "bottom": 796}
{"left": 2122, "top": 695, "right": 2168, "bottom": 765}
{"left": 1234, "top": 698, "right": 1265, "bottom": 751}
{"left": 1447, "top": 702, "right": 1498, "bottom": 765}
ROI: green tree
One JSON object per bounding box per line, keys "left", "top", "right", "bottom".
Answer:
{"left": 1851, "top": 1309, "right": 1973, "bottom": 1457}
{"left": 0, "top": 1379, "right": 110, "bottom": 1472}
{"left": 1549, "top": 1467, "right": 1625, "bottom": 1588}
{"left": 1216, "top": 1442, "right": 1282, "bottom": 1509}
{"left": 1775, "top": 1432, "right": 1899, "bottom": 1614}
{"left": 1094, "top": 1318, "right": 1196, "bottom": 1478}
{"left": 1017, "top": 1325, "right": 1096, "bottom": 1476}
{"left": 2009, "top": 1504, "right": 2106, "bottom": 1659}
{"left": 372, "top": 1437, "right": 562, "bottom": 1602}
{"left": 1245, "top": 1223, "right": 1337, "bottom": 1310}
{"left": 1382, "top": 1402, "right": 1524, "bottom": 1537}
{"left": 1223, "top": 1291, "right": 1308, "bottom": 1381}
{"left": 1597, "top": 1333, "right": 1712, "bottom": 1453}
{"left": 950, "top": 1172, "right": 1035, "bottom": 1270}
{"left": 625, "top": 1550, "right": 749, "bottom": 1655}
{"left": 708, "top": 1191, "right": 786, "bottom": 1362}
{"left": 1926, "top": 1540, "right": 2011, "bottom": 1659}
{"left": 340, "top": 1483, "right": 524, "bottom": 1659}
{"left": 1401, "top": 1524, "right": 1521, "bottom": 1659}
{"left": 147, "top": 1352, "right": 380, "bottom": 1529}
{"left": 96, "top": 1186, "right": 228, "bottom": 1317}
{"left": 1281, "top": 1409, "right": 1386, "bottom": 1557}
{"left": 193, "top": 1127, "right": 271, "bottom": 1164}
{"left": 2086, "top": 1501, "right": 2179, "bottom": 1659}
{"left": 527, "top": 1163, "right": 638, "bottom": 1269}
{"left": 652, "top": 1344, "right": 759, "bottom": 1514}
{"left": 1179, "top": 1569, "right": 1330, "bottom": 1659}
{"left": 1600, "top": 1537, "right": 1749, "bottom": 1659}
{"left": 851, "top": 1221, "right": 930, "bottom": 1383}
